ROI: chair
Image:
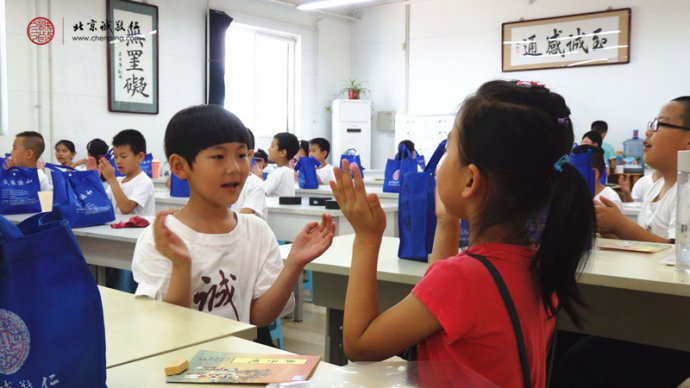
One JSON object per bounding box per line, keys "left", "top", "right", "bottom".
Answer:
{"left": 268, "top": 319, "right": 284, "bottom": 349}
{"left": 302, "top": 270, "right": 313, "bottom": 300}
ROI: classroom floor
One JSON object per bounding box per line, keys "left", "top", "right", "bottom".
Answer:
{"left": 282, "top": 290, "right": 326, "bottom": 358}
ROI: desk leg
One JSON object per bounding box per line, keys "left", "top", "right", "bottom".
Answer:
{"left": 292, "top": 271, "right": 303, "bottom": 322}
{"left": 325, "top": 308, "right": 348, "bottom": 366}
{"left": 89, "top": 265, "right": 107, "bottom": 285}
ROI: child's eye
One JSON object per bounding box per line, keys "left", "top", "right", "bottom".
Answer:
{"left": 211, "top": 154, "right": 224, "bottom": 160}
{"left": 238, "top": 153, "right": 247, "bottom": 159}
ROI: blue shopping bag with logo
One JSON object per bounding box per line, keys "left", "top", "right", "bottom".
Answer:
{"left": 398, "top": 139, "right": 446, "bottom": 261}
{"left": 45, "top": 163, "right": 115, "bottom": 227}
{"left": 294, "top": 156, "right": 320, "bottom": 189}
{"left": 0, "top": 166, "right": 41, "bottom": 214}
{"left": 383, "top": 145, "right": 422, "bottom": 193}
{"left": 0, "top": 210, "right": 106, "bottom": 387}
{"left": 106, "top": 149, "right": 154, "bottom": 178}
{"left": 170, "top": 173, "right": 190, "bottom": 197}
{"left": 569, "top": 146, "right": 595, "bottom": 198}
{"left": 340, "top": 148, "right": 365, "bottom": 178}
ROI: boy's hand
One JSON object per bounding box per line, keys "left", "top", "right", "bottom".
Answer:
{"left": 594, "top": 197, "right": 627, "bottom": 235}
{"left": 330, "top": 160, "right": 386, "bottom": 238}
{"left": 3, "top": 157, "right": 16, "bottom": 169}
{"left": 618, "top": 174, "right": 632, "bottom": 195}
{"left": 86, "top": 156, "right": 98, "bottom": 170}
{"left": 252, "top": 164, "right": 264, "bottom": 179}
{"left": 98, "top": 158, "right": 116, "bottom": 181}
{"left": 287, "top": 213, "right": 335, "bottom": 267}
{"left": 153, "top": 210, "right": 191, "bottom": 267}
{"left": 36, "top": 161, "right": 45, "bottom": 171}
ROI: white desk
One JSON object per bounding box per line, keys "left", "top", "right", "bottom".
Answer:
{"left": 155, "top": 192, "right": 399, "bottom": 241}
{"left": 295, "top": 184, "right": 398, "bottom": 203}
{"left": 106, "top": 336, "right": 338, "bottom": 387}
{"left": 100, "top": 286, "right": 256, "bottom": 368}
{"left": 281, "top": 235, "right": 689, "bottom": 364}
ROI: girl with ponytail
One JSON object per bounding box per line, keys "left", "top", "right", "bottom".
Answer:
{"left": 330, "top": 80, "right": 596, "bottom": 387}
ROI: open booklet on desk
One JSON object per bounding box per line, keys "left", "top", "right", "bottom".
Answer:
{"left": 166, "top": 350, "right": 320, "bottom": 384}
{"left": 599, "top": 240, "right": 673, "bottom": 253}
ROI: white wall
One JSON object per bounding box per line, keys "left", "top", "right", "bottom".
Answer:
{"left": 352, "top": 0, "right": 690, "bottom": 163}
{"left": 3, "top": 0, "right": 351, "bottom": 163}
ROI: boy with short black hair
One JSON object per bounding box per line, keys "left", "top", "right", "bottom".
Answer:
{"left": 254, "top": 132, "right": 299, "bottom": 197}
{"left": 9, "top": 131, "right": 52, "bottom": 191}
{"left": 132, "top": 105, "right": 334, "bottom": 331}
{"left": 99, "top": 129, "right": 155, "bottom": 217}
{"left": 231, "top": 129, "right": 266, "bottom": 218}
{"left": 596, "top": 96, "right": 690, "bottom": 243}
{"left": 309, "top": 137, "right": 335, "bottom": 184}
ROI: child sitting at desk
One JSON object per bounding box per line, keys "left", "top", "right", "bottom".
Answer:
{"left": 6, "top": 131, "right": 52, "bottom": 191}
{"left": 131, "top": 104, "right": 334, "bottom": 340}
{"left": 330, "top": 80, "right": 595, "bottom": 387}
{"left": 595, "top": 96, "right": 690, "bottom": 243}
{"left": 254, "top": 132, "right": 299, "bottom": 197}
{"left": 55, "top": 139, "right": 86, "bottom": 169}
{"left": 230, "top": 129, "right": 266, "bottom": 219}
{"left": 99, "top": 129, "right": 155, "bottom": 218}
{"left": 309, "top": 137, "right": 335, "bottom": 184}
{"left": 573, "top": 145, "right": 622, "bottom": 209}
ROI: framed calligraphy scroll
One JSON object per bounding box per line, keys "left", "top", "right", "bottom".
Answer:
{"left": 107, "top": 0, "right": 158, "bottom": 113}
{"left": 502, "top": 8, "right": 630, "bottom": 72}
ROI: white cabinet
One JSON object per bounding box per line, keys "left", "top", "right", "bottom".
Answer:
{"left": 394, "top": 114, "right": 455, "bottom": 160}
{"left": 332, "top": 99, "right": 372, "bottom": 168}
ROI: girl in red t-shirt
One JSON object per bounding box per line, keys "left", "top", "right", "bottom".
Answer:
{"left": 330, "top": 80, "right": 596, "bottom": 387}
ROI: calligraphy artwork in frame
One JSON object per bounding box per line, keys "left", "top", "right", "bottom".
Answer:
{"left": 502, "top": 8, "right": 630, "bottom": 72}
{"left": 107, "top": 0, "right": 158, "bottom": 114}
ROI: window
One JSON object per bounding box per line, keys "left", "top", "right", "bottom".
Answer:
{"left": 225, "top": 24, "right": 298, "bottom": 149}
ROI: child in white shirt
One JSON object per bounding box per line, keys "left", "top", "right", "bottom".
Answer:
{"left": 132, "top": 104, "right": 334, "bottom": 331}
{"left": 99, "top": 129, "right": 155, "bottom": 218}
{"left": 596, "top": 96, "right": 690, "bottom": 243}
{"left": 309, "top": 137, "right": 335, "bottom": 185}
{"left": 231, "top": 130, "right": 266, "bottom": 218}
{"left": 254, "top": 132, "right": 299, "bottom": 197}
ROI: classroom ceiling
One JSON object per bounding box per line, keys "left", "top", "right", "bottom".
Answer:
{"left": 277, "top": 0, "right": 411, "bottom": 17}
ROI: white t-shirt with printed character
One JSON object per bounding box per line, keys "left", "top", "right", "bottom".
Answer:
{"left": 262, "top": 166, "right": 295, "bottom": 197}
{"left": 637, "top": 178, "right": 677, "bottom": 241}
{"left": 131, "top": 213, "right": 294, "bottom": 323}
{"left": 105, "top": 171, "right": 155, "bottom": 218}
{"left": 231, "top": 173, "right": 266, "bottom": 219}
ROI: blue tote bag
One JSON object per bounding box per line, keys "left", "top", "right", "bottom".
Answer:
{"left": 0, "top": 211, "right": 106, "bottom": 387}
{"left": 170, "top": 173, "right": 190, "bottom": 197}
{"left": 294, "top": 156, "right": 320, "bottom": 189}
{"left": 0, "top": 166, "right": 41, "bottom": 214}
{"left": 398, "top": 139, "right": 447, "bottom": 261}
{"left": 340, "top": 148, "right": 365, "bottom": 178}
{"left": 383, "top": 145, "right": 421, "bottom": 193}
{"left": 106, "top": 149, "right": 154, "bottom": 178}
{"left": 45, "top": 163, "right": 115, "bottom": 227}
{"left": 569, "top": 146, "right": 595, "bottom": 198}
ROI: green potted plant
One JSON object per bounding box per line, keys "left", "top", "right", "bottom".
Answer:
{"left": 338, "top": 78, "right": 370, "bottom": 100}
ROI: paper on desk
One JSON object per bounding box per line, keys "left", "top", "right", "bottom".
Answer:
{"left": 661, "top": 254, "right": 676, "bottom": 266}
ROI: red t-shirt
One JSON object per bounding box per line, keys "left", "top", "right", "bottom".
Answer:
{"left": 412, "top": 243, "right": 556, "bottom": 388}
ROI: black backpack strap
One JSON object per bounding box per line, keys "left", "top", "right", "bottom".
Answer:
{"left": 468, "top": 253, "right": 531, "bottom": 388}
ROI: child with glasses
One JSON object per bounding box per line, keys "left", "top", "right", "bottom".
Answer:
{"left": 595, "top": 96, "right": 690, "bottom": 243}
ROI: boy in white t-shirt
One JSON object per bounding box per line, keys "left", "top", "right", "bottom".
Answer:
{"left": 309, "top": 137, "right": 335, "bottom": 185}
{"left": 99, "top": 129, "right": 155, "bottom": 218}
{"left": 596, "top": 96, "right": 690, "bottom": 243}
{"left": 576, "top": 145, "right": 622, "bottom": 209}
{"left": 7, "top": 131, "right": 52, "bottom": 191}
{"left": 253, "top": 132, "right": 299, "bottom": 197}
{"left": 231, "top": 129, "right": 266, "bottom": 219}
{"left": 132, "top": 105, "right": 334, "bottom": 333}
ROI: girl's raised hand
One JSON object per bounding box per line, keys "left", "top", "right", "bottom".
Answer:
{"left": 330, "top": 160, "right": 386, "bottom": 238}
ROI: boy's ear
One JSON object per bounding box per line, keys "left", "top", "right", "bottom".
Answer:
{"left": 278, "top": 148, "right": 287, "bottom": 159}
{"left": 168, "top": 154, "right": 190, "bottom": 180}
{"left": 135, "top": 151, "right": 146, "bottom": 162}
{"left": 26, "top": 149, "right": 35, "bottom": 160}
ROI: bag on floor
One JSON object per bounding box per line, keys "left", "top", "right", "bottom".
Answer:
{"left": 0, "top": 210, "right": 107, "bottom": 387}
